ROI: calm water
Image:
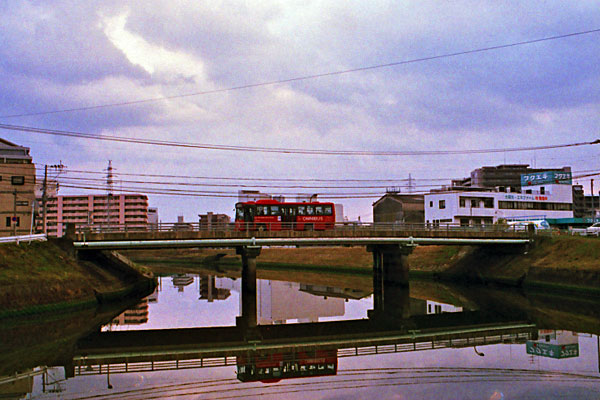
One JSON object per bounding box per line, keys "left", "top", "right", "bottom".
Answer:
{"left": 1, "top": 269, "right": 599, "bottom": 399}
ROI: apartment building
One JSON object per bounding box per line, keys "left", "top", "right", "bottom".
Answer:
{"left": 0, "top": 139, "right": 36, "bottom": 237}
{"left": 425, "top": 170, "right": 574, "bottom": 226}
{"left": 42, "top": 193, "right": 149, "bottom": 237}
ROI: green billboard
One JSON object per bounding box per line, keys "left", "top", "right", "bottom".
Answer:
{"left": 521, "top": 171, "right": 572, "bottom": 186}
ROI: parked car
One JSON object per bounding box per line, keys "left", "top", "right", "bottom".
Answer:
{"left": 586, "top": 222, "right": 600, "bottom": 236}
{"left": 506, "top": 220, "right": 551, "bottom": 233}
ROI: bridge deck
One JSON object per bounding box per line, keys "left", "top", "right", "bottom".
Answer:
{"left": 74, "top": 226, "right": 531, "bottom": 249}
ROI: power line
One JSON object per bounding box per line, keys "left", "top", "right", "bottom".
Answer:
{"left": 2, "top": 28, "right": 600, "bottom": 119}
{"left": 1, "top": 123, "right": 598, "bottom": 156}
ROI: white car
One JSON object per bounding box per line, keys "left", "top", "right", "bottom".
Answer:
{"left": 586, "top": 222, "right": 600, "bottom": 236}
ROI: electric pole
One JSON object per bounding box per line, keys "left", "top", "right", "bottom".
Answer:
{"left": 42, "top": 165, "right": 48, "bottom": 234}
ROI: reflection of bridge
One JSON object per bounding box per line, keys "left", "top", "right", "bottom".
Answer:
{"left": 74, "top": 312, "right": 536, "bottom": 379}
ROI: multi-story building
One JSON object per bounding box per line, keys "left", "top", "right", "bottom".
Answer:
{"left": 0, "top": 139, "right": 36, "bottom": 237}
{"left": 198, "top": 212, "right": 231, "bottom": 229}
{"left": 425, "top": 170, "right": 574, "bottom": 226}
{"left": 41, "top": 193, "right": 149, "bottom": 237}
{"left": 372, "top": 192, "right": 425, "bottom": 224}
{"left": 468, "top": 164, "right": 572, "bottom": 192}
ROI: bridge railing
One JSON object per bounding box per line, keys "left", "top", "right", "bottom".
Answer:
{"left": 75, "top": 221, "right": 541, "bottom": 235}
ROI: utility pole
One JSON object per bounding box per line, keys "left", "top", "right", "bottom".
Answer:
{"left": 105, "top": 160, "right": 114, "bottom": 228}
{"left": 13, "top": 189, "right": 17, "bottom": 236}
{"left": 592, "top": 179, "right": 595, "bottom": 218}
{"left": 42, "top": 165, "right": 48, "bottom": 234}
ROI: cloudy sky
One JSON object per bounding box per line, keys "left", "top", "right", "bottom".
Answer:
{"left": 1, "top": 1, "right": 599, "bottom": 222}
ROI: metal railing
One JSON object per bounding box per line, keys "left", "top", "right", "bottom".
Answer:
{"left": 72, "top": 331, "right": 533, "bottom": 377}
{"left": 0, "top": 233, "right": 47, "bottom": 244}
{"left": 75, "top": 221, "right": 537, "bottom": 235}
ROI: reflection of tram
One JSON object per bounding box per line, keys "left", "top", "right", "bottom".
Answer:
{"left": 236, "top": 349, "right": 337, "bottom": 383}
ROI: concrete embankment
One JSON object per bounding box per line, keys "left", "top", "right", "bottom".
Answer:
{"left": 0, "top": 239, "right": 156, "bottom": 319}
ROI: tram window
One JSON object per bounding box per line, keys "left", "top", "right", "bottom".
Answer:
{"left": 315, "top": 206, "right": 323, "bottom": 215}
{"left": 307, "top": 206, "right": 314, "bottom": 215}
{"left": 236, "top": 207, "right": 244, "bottom": 219}
{"left": 324, "top": 206, "right": 332, "bottom": 215}
{"left": 257, "top": 206, "right": 268, "bottom": 216}
{"left": 298, "top": 206, "right": 306, "bottom": 215}
{"left": 271, "top": 205, "right": 279, "bottom": 215}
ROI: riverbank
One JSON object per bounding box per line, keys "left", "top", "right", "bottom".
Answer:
{"left": 126, "top": 235, "right": 600, "bottom": 296}
{"left": 2, "top": 235, "right": 598, "bottom": 317}
{"left": 0, "top": 240, "right": 155, "bottom": 319}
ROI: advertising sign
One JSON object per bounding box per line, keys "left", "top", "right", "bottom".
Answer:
{"left": 521, "top": 171, "right": 572, "bottom": 186}
{"left": 526, "top": 341, "right": 579, "bottom": 359}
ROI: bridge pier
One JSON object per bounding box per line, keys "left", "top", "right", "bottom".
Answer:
{"left": 368, "top": 244, "right": 414, "bottom": 287}
{"left": 235, "top": 246, "right": 262, "bottom": 330}
{"left": 368, "top": 244, "right": 414, "bottom": 320}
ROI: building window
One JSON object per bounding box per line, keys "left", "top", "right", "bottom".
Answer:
{"left": 483, "top": 198, "right": 494, "bottom": 208}
{"left": 459, "top": 198, "right": 466, "bottom": 207}
{"left": 429, "top": 201, "right": 433, "bottom": 207}
{"left": 540, "top": 187, "right": 545, "bottom": 194}
{"left": 439, "top": 200, "right": 445, "bottom": 209}
{"left": 471, "top": 199, "right": 479, "bottom": 208}
{"left": 5, "top": 217, "right": 20, "bottom": 227}
{"left": 11, "top": 176, "right": 25, "bottom": 185}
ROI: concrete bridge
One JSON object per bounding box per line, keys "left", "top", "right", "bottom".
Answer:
{"left": 72, "top": 222, "right": 531, "bottom": 250}
{"left": 71, "top": 223, "right": 532, "bottom": 290}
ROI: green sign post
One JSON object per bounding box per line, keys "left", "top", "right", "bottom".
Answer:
{"left": 526, "top": 341, "right": 579, "bottom": 359}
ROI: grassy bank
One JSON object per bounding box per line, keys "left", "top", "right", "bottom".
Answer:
{"left": 0, "top": 240, "right": 155, "bottom": 318}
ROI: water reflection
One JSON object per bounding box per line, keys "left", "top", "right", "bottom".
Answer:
{"left": 1, "top": 269, "right": 599, "bottom": 399}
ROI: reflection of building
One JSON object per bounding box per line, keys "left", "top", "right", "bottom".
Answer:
{"left": 111, "top": 298, "right": 150, "bottom": 325}
{"left": 172, "top": 274, "right": 194, "bottom": 292}
{"left": 299, "top": 284, "right": 370, "bottom": 300}
{"left": 199, "top": 275, "right": 231, "bottom": 302}
{"left": 526, "top": 330, "right": 579, "bottom": 359}
{"left": 257, "top": 280, "right": 344, "bottom": 324}
{"left": 41, "top": 193, "right": 149, "bottom": 237}
{"left": 0, "top": 139, "right": 36, "bottom": 237}
{"left": 426, "top": 300, "right": 463, "bottom": 314}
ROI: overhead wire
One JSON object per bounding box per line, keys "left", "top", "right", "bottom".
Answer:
{"left": 1, "top": 28, "right": 600, "bottom": 119}
{"left": 1, "top": 123, "right": 599, "bottom": 156}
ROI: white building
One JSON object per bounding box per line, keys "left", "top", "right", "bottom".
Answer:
{"left": 425, "top": 171, "right": 574, "bottom": 226}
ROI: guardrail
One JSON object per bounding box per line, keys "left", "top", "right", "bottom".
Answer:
{"left": 74, "top": 222, "right": 540, "bottom": 235}
{"left": 0, "top": 233, "right": 47, "bottom": 244}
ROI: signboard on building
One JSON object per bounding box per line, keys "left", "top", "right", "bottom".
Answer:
{"left": 521, "top": 171, "right": 572, "bottom": 186}
{"left": 526, "top": 341, "right": 579, "bottom": 359}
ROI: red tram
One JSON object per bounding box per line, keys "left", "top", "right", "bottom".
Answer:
{"left": 235, "top": 199, "right": 336, "bottom": 231}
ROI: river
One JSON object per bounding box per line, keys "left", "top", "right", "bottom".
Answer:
{"left": 1, "top": 266, "right": 599, "bottom": 399}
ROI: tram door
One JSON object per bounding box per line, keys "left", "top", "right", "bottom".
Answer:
{"left": 282, "top": 206, "right": 296, "bottom": 229}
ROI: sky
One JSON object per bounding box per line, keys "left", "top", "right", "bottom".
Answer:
{"left": 1, "top": 1, "right": 599, "bottom": 222}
